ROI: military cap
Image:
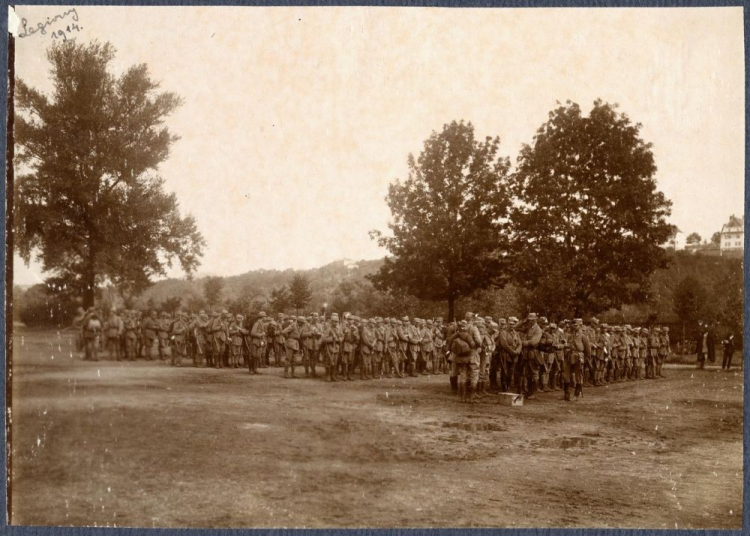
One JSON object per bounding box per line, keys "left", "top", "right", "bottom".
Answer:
{"left": 663, "top": 327, "right": 669, "bottom": 332}
{"left": 221, "top": 309, "right": 228, "bottom": 315}
{"left": 540, "top": 316, "right": 549, "bottom": 325}
{"left": 549, "top": 322, "right": 557, "bottom": 329}
{"left": 653, "top": 327, "right": 661, "bottom": 332}
{"left": 402, "top": 316, "right": 409, "bottom": 322}
{"left": 624, "top": 324, "right": 632, "bottom": 330}
{"left": 484, "top": 316, "right": 493, "bottom": 323}
{"left": 312, "top": 312, "right": 319, "bottom": 317}
{"left": 591, "top": 317, "right": 600, "bottom": 324}
{"left": 527, "top": 313, "right": 538, "bottom": 320}
{"left": 298, "top": 316, "right": 307, "bottom": 322}
{"left": 161, "top": 311, "right": 169, "bottom": 317}
{"left": 235, "top": 313, "right": 243, "bottom": 319}
{"left": 385, "top": 318, "right": 391, "bottom": 323}
{"left": 259, "top": 311, "right": 266, "bottom": 317}
{"left": 573, "top": 318, "right": 583, "bottom": 326}
{"left": 498, "top": 318, "right": 507, "bottom": 325}
{"left": 426, "top": 319, "right": 433, "bottom": 325}
{"left": 642, "top": 328, "right": 650, "bottom": 334}
{"left": 475, "top": 317, "right": 485, "bottom": 324}
{"left": 458, "top": 319, "right": 468, "bottom": 327}
{"left": 508, "top": 316, "right": 518, "bottom": 323}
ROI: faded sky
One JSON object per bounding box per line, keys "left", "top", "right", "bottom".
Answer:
{"left": 11, "top": 6, "right": 745, "bottom": 285}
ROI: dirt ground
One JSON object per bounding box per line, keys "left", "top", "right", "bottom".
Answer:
{"left": 8, "top": 327, "right": 744, "bottom": 529}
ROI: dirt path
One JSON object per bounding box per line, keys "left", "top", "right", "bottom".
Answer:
{"left": 9, "top": 329, "right": 744, "bottom": 528}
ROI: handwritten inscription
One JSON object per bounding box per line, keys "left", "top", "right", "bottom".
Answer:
{"left": 18, "top": 8, "right": 80, "bottom": 39}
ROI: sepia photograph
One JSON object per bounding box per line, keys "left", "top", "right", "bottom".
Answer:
{"left": 6, "top": 4, "right": 745, "bottom": 529}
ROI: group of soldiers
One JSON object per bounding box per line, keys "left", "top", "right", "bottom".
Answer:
{"left": 447, "top": 311, "right": 671, "bottom": 403}
{"left": 73, "top": 306, "right": 672, "bottom": 403}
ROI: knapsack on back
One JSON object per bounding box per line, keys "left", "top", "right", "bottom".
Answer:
{"left": 451, "top": 334, "right": 472, "bottom": 356}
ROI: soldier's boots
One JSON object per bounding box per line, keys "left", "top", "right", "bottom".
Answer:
{"left": 562, "top": 382, "right": 571, "bottom": 401}
{"left": 475, "top": 381, "right": 485, "bottom": 398}
{"left": 450, "top": 375, "right": 459, "bottom": 394}
{"left": 409, "top": 363, "right": 418, "bottom": 378}
{"left": 526, "top": 378, "right": 537, "bottom": 400}
{"left": 458, "top": 382, "right": 466, "bottom": 403}
{"left": 540, "top": 373, "right": 549, "bottom": 392}
{"left": 467, "top": 383, "right": 477, "bottom": 404}
{"left": 345, "top": 364, "right": 354, "bottom": 381}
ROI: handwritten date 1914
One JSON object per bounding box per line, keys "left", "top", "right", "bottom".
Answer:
{"left": 50, "top": 23, "right": 82, "bottom": 42}
{"left": 17, "top": 8, "right": 80, "bottom": 39}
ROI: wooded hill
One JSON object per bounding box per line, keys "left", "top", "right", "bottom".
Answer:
{"left": 17, "top": 251, "right": 742, "bottom": 345}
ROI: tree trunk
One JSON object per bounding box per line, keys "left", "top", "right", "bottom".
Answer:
{"left": 447, "top": 297, "right": 455, "bottom": 322}
{"left": 83, "top": 242, "right": 96, "bottom": 309}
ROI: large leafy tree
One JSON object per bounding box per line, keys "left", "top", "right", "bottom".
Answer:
{"left": 370, "top": 120, "right": 512, "bottom": 320}
{"left": 509, "top": 100, "right": 674, "bottom": 317}
{"left": 14, "top": 41, "right": 204, "bottom": 307}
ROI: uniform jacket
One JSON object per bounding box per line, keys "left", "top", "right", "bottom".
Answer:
{"left": 323, "top": 323, "right": 344, "bottom": 353}
{"left": 251, "top": 320, "right": 266, "bottom": 346}
{"left": 300, "top": 323, "right": 315, "bottom": 350}
{"left": 172, "top": 318, "right": 189, "bottom": 344}
{"left": 360, "top": 325, "right": 376, "bottom": 354}
{"left": 105, "top": 315, "right": 123, "bottom": 337}
{"left": 420, "top": 327, "right": 434, "bottom": 353}
{"left": 283, "top": 321, "right": 301, "bottom": 351}
{"left": 142, "top": 317, "right": 159, "bottom": 341}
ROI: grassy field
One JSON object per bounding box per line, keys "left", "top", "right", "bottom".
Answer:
{"left": 8, "top": 327, "right": 744, "bottom": 529}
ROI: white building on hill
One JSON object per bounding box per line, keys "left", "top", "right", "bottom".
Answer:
{"left": 719, "top": 215, "right": 744, "bottom": 256}
{"left": 662, "top": 228, "right": 685, "bottom": 251}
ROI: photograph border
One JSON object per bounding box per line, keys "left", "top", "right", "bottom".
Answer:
{"left": 1, "top": 0, "right": 747, "bottom": 535}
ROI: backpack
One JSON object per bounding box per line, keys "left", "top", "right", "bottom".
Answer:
{"left": 451, "top": 334, "right": 472, "bottom": 356}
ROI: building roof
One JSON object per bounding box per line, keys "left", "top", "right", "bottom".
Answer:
{"left": 721, "top": 214, "right": 744, "bottom": 232}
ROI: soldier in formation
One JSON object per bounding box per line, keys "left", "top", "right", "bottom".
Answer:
{"left": 69, "top": 306, "right": 674, "bottom": 400}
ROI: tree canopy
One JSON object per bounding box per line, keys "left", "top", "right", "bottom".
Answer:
{"left": 14, "top": 41, "right": 204, "bottom": 307}
{"left": 672, "top": 275, "right": 708, "bottom": 334}
{"left": 288, "top": 273, "right": 313, "bottom": 313}
{"left": 203, "top": 276, "right": 224, "bottom": 309}
{"left": 369, "top": 120, "right": 512, "bottom": 319}
{"left": 686, "top": 232, "right": 702, "bottom": 245}
{"left": 508, "top": 100, "right": 674, "bottom": 317}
